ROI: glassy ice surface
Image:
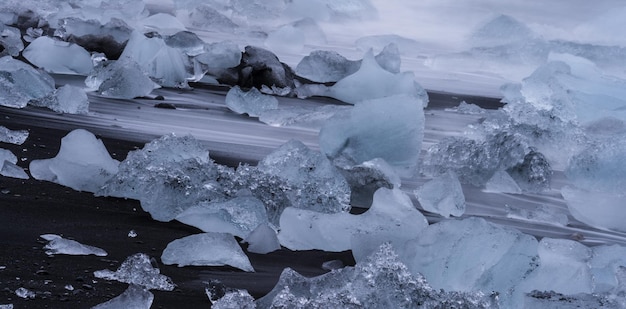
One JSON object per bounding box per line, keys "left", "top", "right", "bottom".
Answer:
{"left": 22, "top": 36, "right": 93, "bottom": 75}
{"left": 524, "top": 290, "right": 625, "bottom": 309}
{"left": 91, "top": 284, "right": 153, "bottom": 309}
{"left": 505, "top": 204, "right": 569, "bottom": 227}
{"left": 212, "top": 291, "right": 255, "bottom": 309}
{"left": 161, "top": 233, "right": 254, "bottom": 272}
{"left": 256, "top": 243, "right": 497, "bottom": 308}
{"left": 561, "top": 186, "right": 626, "bottom": 233}
{"left": 0, "top": 126, "right": 28, "bottom": 145}
{"left": 94, "top": 253, "right": 175, "bottom": 291}
{"left": 415, "top": 170, "right": 465, "bottom": 218}
{"left": 265, "top": 18, "right": 326, "bottom": 54}
{"left": 590, "top": 245, "right": 626, "bottom": 293}
{"left": 320, "top": 94, "right": 425, "bottom": 177}
{"left": 195, "top": 41, "right": 241, "bottom": 69}
{"left": 1, "top": 161, "right": 28, "bottom": 179}
{"left": 0, "top": 149, "right": 17, "bottom": 165}
{"left": 0, "top": 56, "right": 56, "bottom": 108}
{"left": 337, "top": 157, "right": 401, "bottom": 208}
{"left": 30, "top": 84, "right": 89, "bottom": 114}
{"left": 484, "top": 170, "right": 522, "bottom": 194}
{"left": 225, "top": 86, "right": 279, "bottom": 117}
{"left": 86, "top": 59, "right": 159, "bottom": 99}
{"left": 40, "top": 234, "right": 107, "bottom": 256}
{"left": 138, "top": 13, "right": 186, "bottom": 36}
{"left": 182, "top": 4, "right": 239, "bottom": 32}
{"left": 29, "top": 129, "right": 119, "bottom": 192}
{"left": 0, "top": 23, "right": 23, "bottom": 57}
{"left": 243, "top": 224, "right": 280, "bottom": 254}
{"left": 278, "top": 188, "right": 427, "bottom": 252}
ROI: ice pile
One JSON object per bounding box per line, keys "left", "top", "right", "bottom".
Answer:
{"left": 225, "top": 86, "right": 278, "bottom": 117}
{"left": 161, "top": 233, "right": 254, "bottom": 271}
{"left": 94, "top": 253, "right": 175, "bottom": 291}
{"left": 40, "top": 234, "right": 107, "bottom": 256}
{"left": 30, "top": 129, "right": 119, "bottom": 192}
{"left": 0, "top": 126, "right": 28, "bottom": 145}
{"left": 92, "top": 284, "right": 153, "bottom": 309}
{"left": 415, "top": 171, "right": 465, "bottom": 218}
{"left": 0, "top": 56, "right": 55, "bottom": 109}
{"left": 0, "top": 148, "right": 28, "bottom": 179}
{"left": 22, "top": 36, "right": 93, "bottom": 75}
{"left": 86, "top": 59, "right": 159, "bottom": 99}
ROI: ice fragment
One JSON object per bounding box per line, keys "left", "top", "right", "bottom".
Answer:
{"left": 91, "top": 284, "right": 153, "bottom": 309}
{"left": 41, "top": 234, "right": 107, "bottom": 256}
{"left": 94, "top": 253, "right": 175, "bottom": 291}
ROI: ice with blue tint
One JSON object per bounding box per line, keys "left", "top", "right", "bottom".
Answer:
{"left": 484, "top": 170, "right": 522, "bottom": 194}
{"left": 91, "top": 284, "right": 153, "bottom": 309}
{"left": 265, "top": 18, "right": 326, "bottom": 54}
{"left": 86, "top": 59, "right": 159, "bottom": 99}
{"left": 225, "top": 86, "right": 279, "bottom": 117}
{"left": 320, "top": 94, "right": 425, "bottom": 177}
{"left": 355, "top": 34, "right": 423, "bottom": 57}
{"left": 1, "top": 160, "right": 28, "bottom": 179}
{"left": 505, "top": 204, "right": 569, "bottom": 227}
{"left": 138, "top": 13, "right": 186, "bottom": 35}
{"left": 161, "top": 232, "right": 254, "bottom": 272}
{"left": 415, "top": 170, "right": 465, "bottom": 218}
{"left": 211, "top": 289, "right": 255, "bottom": 309}
{"left": 94, "top": 253, "right": 175, "bottom": 291}
{"left": 182, "top": 4, "right": 239, "bottom": 32}
{"left": 0, "top": 126, "right": 28, "bottom": 145}
{"left": 0, "top": 56, "right": 56, "bottom": 109}
{"left": 29, "top": 129, "right": 119, "bottom": 193}
{"left": 54, "top": 17, "right": 132, "bottom": 54}
{"left": 22, "top": 36, "right": 93, "bottom": 75}
{"left": 259, "top": 104, "right": 351, "bottom": 128}
{"left": 278, "top": 188, "right": 427, "bottom": 252}
{"left": 243, "top": 224, "right": 280, "bottom": 254}
{"left": 195, "top": 41, "right": 241, "bottom": 69}
{"left": 30, "top": 84, "right": 89, "bottom": 114}
{"left": 40, "top": 234, "right": 107, "bottom": 256}
{"left": 336, "top": 157, "right": 401, "bottom": 208}
{"left": 0, "top": 149, "right": 17, "bottom": 165}
{"left": 0, "top": 23, "right": 23, "bottom": 57}
{"left": 284, "top": 0, "right": 377, "bottom": 22}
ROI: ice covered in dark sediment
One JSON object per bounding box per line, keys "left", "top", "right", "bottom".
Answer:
{"left": 40, "top": 234, "right": 107, "bottom": 256}
{"left": 175, "top": 194, "right": 269, "bottom": 238}
{"left": 161, "top": 232, "right": 254, "bottom": 272}
{"left": 335, "top": 157, "right": 401, "bottom": 208}
{"left": 163, "top": 31, "right": 205, "bottom": 56}
{"left": 29, "top": 129, "right": 119, "bottom": 192}
{"left": 22, "top": 36, "right": 93, "bottom": 75}
{"left": 54, "top": 17, "right": 132, "bottom": 59}
{"left": 0, "top": 23, "right": 23, "bottom": 57}
{"left": 265, "top": 18, "right": 326, "bottom": 54}
{"left": 562, "top": 187, "right": 626, "bottom": 233}
{"left": 505, "top": 204, "right": 568, "bottom": 226}
{"left": 29, "top": 84, "right": 89, "bottom": 114}
{"left": 86, "top": 59, "right": 159, "bottom": 99}
{"left": 415, "top": 170, "right": 466, "bottom": 218}
{"left": 244, "top": 224, "right": 280, "bottom": 254}
{"left": 0, "top": 126, "right": 28, "bottom": 145}
{"left": 91, "top": 284, "right": 153, "bottom": 309}
{"left": 484, "top": 170, "right": 522, "bottom": 194}
{"left": 0, "top": 56, "right": 55, "bottom": 109}
{"left": 94, "top": 253, "right": 175, "bottom": 291}
{"left": 320, "top": 94, "right": 425, "bottom": 177}
{"left": 180, "top": 4, "right": 239, "bottom": 32}
{"left": 278, "top": 188, "right": 427, "bottom": 252}
{"left": 225, "top": 86, "right": 279, "bottom": 117}
{"left": 258, "top": 104, "right": 351, "bottom": 128}
{"left": 256, "top": 243, "right": 497, "bottom": 309}
{"left": 239, "top": 46, "right": 295, "bottom": 89}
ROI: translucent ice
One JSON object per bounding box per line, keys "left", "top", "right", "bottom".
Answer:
{"left": 211, "top": 289, "right": 255, "bottom": 309}
{"left": 22, "top": 36, "right": 92, "bottom": 75}
{"left": 524, "top": 290, "right": 625, "bottom": 309}
{"left": 14, "top": 287, "right": 35, "bottom": 299}
{"left": 355, "top": 34, "right": 423, "bottom": 57}
{"left": 161, "top": 233, "right": 254, "bottom": 272}
{"left": 183, "top": 4, "right": 239, "bottom": 32}
{"left": 471, "top": 15, "right": 536, "bottom": 48}
{"left": 1, "top": 161, "right": 28, "bottom": 179}
{"left": 0, "top": 126, "right": 28, "bottom": 145}
{"left": 30, "top": 84, "right": 89, "bottom": 114}
{"left": 55, "top": 17, "right": 132, "bottom": 59}
{"left": 0, "top": 149, "right": 17, "bottom": 166}
{"left": 505, "top": 204, "right": 569, "bottom": 226}
{"left": 561, "top": 186, "right": 626, "bottom": 232}
{"left": 278, "top": 188, "right": 427, "bottom": 252}
{"left": 484, "top": 170, "right": 522, "bottom": 194}
{"left": 0, "top": 24, "right": 23, "bottom": 57}
{"left": 258, "top": 104, "right": 351, "bottom": 128}
{"left": 40, "top": 234, "right": 107, "bottom": 256}
{"left": 164, "top": 31, "right": 205, "bottom": 56}
{"left": 86, "top": 59, "right": 159, "bottom": 99}
{"left": 415, "top": 171, "right": 465, "bottom": 218}
{"left": 0, "top": 304, "right": 12, "bottom": 309}
{"left": 0, "top": 56, "right": 56, "bottom": 108}
{"left": 265, "top": 18, "right": 326, "bottom": 54}
{"left": 319, "top": 94, "right": 425, "bottom": 177}
{"left": 336, "top": 157, "right": 401, "bottom": 208}
{"left": 225, "top": 86, "right": 279, "bottom": 117}
{"left": 243, "top": 224, "right": 280, "bottom": 254}
{"left": 137, "top": 13, "right": 186, "bottom": 36}
{"left": 91, "top": 284, "right": 153, "bottom": 309}
{"left": 195, "top": 41, "right": 241, "bottom": 69}
{"left": 256, "top": 243, "right": 497, "bottom": 308}
{"left": 29, "top": 129, "right": 119, "bottom": 192}
{"left": 94, "top": 253, "right": 175, "bottom": 291}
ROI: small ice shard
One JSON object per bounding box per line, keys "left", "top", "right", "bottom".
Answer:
{"left": 41, "top": 234, "right": 107, "bottom": 256}
{"left": 0, "top": 56, "right": 56, "bottom": 108}
{"left": 195, "top": 41, "right": 241, "bottom": 69}
{"left": 183, "top": 4, "right": 239, "bottom": 32}
{"left": 415, "top": 171, "right": 465, "bottom": 218}
{"left": 128, "top": 230, "right": 138, "bottom": 238}
{"left": 278, "top": 188, "right": 427, "bottom": 252}
{"left": 295, "top": 50, "right": 359, "bottom": 83}
{"left": 138, "top": 13, "right": 186, "bottom": 36}
{"left": 211, "top": 289, "right": 255, "bottom": 309}
{"left": 320, "top": 94, "right": 425, "bottom": 177}
{"left": 30, "top": 84, "right": 89, "bottom": 114}
{"left": 225, "top": 86, "right": 279, "bottom": 117}
{"left": 455, "top": 101, "right": 486, "bottom": 115}
{"left": 86, "top": 59, "right": 159, "bottom": 99}
{"left": 505, "top": 204, "right": 568, "bottom": 226}
{"left": 15, "top": 287, "right": 35, "bottom": 299}
{"left": 161, "top": 233, "right": 254, "bottom": 272}
{"left": 243, "top": 224, "right": 280, "bottom": 254}
{"left": 257, "top": 243, "right": 498, "bottom": 308}
{"left": 29, "top": 129, "right": 119, "bottom": 192}
{"left": 94, "top": 253, "right": 175, "bottom": 291}
{"left": 176, "top": 194, "right": 269, "bottom": 238}
{"left": 257, "top": 139, "right": 351, "bottom": 213}
{"left": 0, "top": 126, "right": 28, "bottom": 145}
{"left": 484, "top": 170, "right": 522, "bottom": 194}
{"left": 561, "top": 186, "right": 626, "bottom": 232}
{"left": 0, "top": 24, "right": 23, "bottom": 57}
{"left": 239, "top": 46, "right": 294, "bottom": 89}
{"left": 65, "top": 285, "right": 74, "bottom": 291}
{"left": 22, "top": 36, "right": 92, "bottom": 75}
{"left": 1, "top": 161, "right": 28, "bottom": 179}
{"left": 91, "top": 284, "right": 153, "bottom": 309}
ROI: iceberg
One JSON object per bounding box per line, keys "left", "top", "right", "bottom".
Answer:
{"left": 0, "top": 126, "right": 28, "bottom": 145}
{"left": 40, "top": 234, "right": 107, "bottom": 256}
{"left": 161, "top": 233, "right": 254, "bottom": 272}
{"left": 22, "top": 36, "right": 93, "bottom": 75}
{"left": 86, "top": 59, "right": 159, "bottom": 99}
{"left": 225, "top": 86, "right": 279, "bottom": 117}
{"left": 0, "top": 56, "right": 56, "bottom": 109}
{"left": 29, "top": 129, "right": 119, "bottom": 192}
{"left": 91, "top": 284, "right": 153, "bottom": 309}
{"left": 415, "top": 170, "right": 466, "bottom": 218}
{"left": 243, "top": 224, "right": 280, "bottom": 254}
{"left": 94, "top": 253, "right": 175, "bottom": 291}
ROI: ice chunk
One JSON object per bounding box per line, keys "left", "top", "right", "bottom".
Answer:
{"left": 30, "top": 84, "right": 89, "bottom": 114}
{"left": 258, "top": 104, "right": 351, "bottom": 128}
{"left": 505, "top": 204, "right": 569, "bottom": 226}
{"left": 161, "top": 233, "right": 254, "bottom": 272}
{"left": 355, "top": 34, "right": 423, "bottom": 57}
{"left": 22, "top": 36, "right": 92, "bottom": 75}
{"left": 164, "top": 31, "right": 205, "bottom": 56}
{"left": 0, "top": 304, "right": 12, "bottom": 309}
{"left": 336, "top": 157, "right": 401, "bottom": 208}
{"left": 55, "top": 17, "right": 132, "bottom": 59}
{"left": 278, "top": 188, "right": 427, "bottom": 252}
{"left": 243, "top": 224, "right": 280, "bottom": 254}
{"left": 401, "top": 217, "right": 538, "bottom": 307}
{"left": 94, "top": 253, "right": 175, "bottom": 291}
{"left": 472, "top": 15, "right": 536, "bottom": 47}
{"left": 484, "top": 170, "right": 522, "bottom": 194}
{"left": 319, "top": 94, "right": 425, "bottom": 177}
{"left": 91, "top": 284, "right": 153, "bottom": 309}
{"left": 590, "top": 245, "right": 626, "bottom": 293}
{"left": 257, "top": 139, "right": 350, "bottom": 213}
{"left": 138, "top": 13, "right": 186, "bottom": 36}
{"left": 566, "top": 138, "right": 626, "bottom": 195}
{"left": 183, "top": 4, "right": 239, "bottom": 32}
{"left": 0, "top": 149, "right": 17, "bottom": 165}
{"left": 561, "top": 186, "right": 626, "bottom": 232}
{"left": 1, "top": 161, "right": 28, "bottom": 179}
{"left": 0, "top": 24, "right": 23, "bottom": 57}
{"left": 225, "top": 86, "right": 279, "bottom": 117}
{"left": 15, "top": 287, "right": 35, "bottom": 299}
{"left": 0, "top": 56, "right": 56, "bottom": 108}
{"left": 195, "top": 41, "right": 241, "bottom": 69}
{"left": 524, "top": 290, "right": 624, "bottom": 309}
{"left": 239, "top": 46, "right": 294, "bottom": 89}
{"left": 175, "top": 194, "right": 269, "bottom": 238}
{"left": 0, "top": 126, "right": 28, "bottom": 145}
{"left": 257, "top": 243, "right": 497, "bottom": 308}
{"left": 40, "top": 234, "right": 107, "bottom": 256}
{"left": 415, "top": 171, "right": 465, "bottom": 218}
{"left": 295, "top": 50, "right": 359, "bottom": 83}
{"left": 212, "top": 291, "right": 255, "bottom": 309}
{"left": 86, "top": 59, "right": 159, "bottom": 99}
{"left": 507, "top": 150, "right": 552, "bottom": 192}
{"left": 265, "top": 18, "right": 326, "bottom": 54}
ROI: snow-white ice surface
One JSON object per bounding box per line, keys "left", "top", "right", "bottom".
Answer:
{"left": 415, "top": 170, "right": 465, "bottom": 218}
{"left": 29, "top": 129, "right": 119, "bottom": 192}
{"left": 0, "top": 56, "right": 55, "bottom": 109}
{"left": 94, "top": 253, "right": 175, "bottom": 291}
{"left": 0, "top": 126, "right": 28, "bottom": 145}
{"left": 91, "top": 284, "right": 153, "bottom": 309}
{"left": 22, "top": 36, "right": 93, "bottom": 75}
{"left": 225, "top": 86, "right": 279, "bottom": 117}
{"left": 40, "top": 234, "right": 107, "bottom": 257}
{"left": 161, "top": 233, "right": 254, "bottom": 272}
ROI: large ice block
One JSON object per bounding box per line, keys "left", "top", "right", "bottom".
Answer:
{"left": 22, "top": 36, "right": 93, "bottom": 75}
{"left": 0, "top": 56, "right": 56, "bottom": 108}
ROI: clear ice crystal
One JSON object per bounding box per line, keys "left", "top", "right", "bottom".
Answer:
{"left": 30, "top": 84, "right": 89, "bottom": 114}
{"left": 415, "top": 170, "right": 466, "bottom": 218}
{"left": 0, "top": 126, "right": 28, "bottom": 145}
{"left": 0, "top": 56, "right": 56, "bottom": 109}
{"left": 91, "top": 284, "right": 153, "bottom": 309}
{"left": 86, "top": 59, "right": 159, "bottom": 99}
{"left": 225, "top": 86, "right": 279, "bottom": 117}
{"left": 41, "top": 234, "right": 107, "bottom": 257}
{"left": 94, "top": 253, "right": 175, "bottom": 291}
{"left": 484, "top": 170, "right": 522, "bottom": 194}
